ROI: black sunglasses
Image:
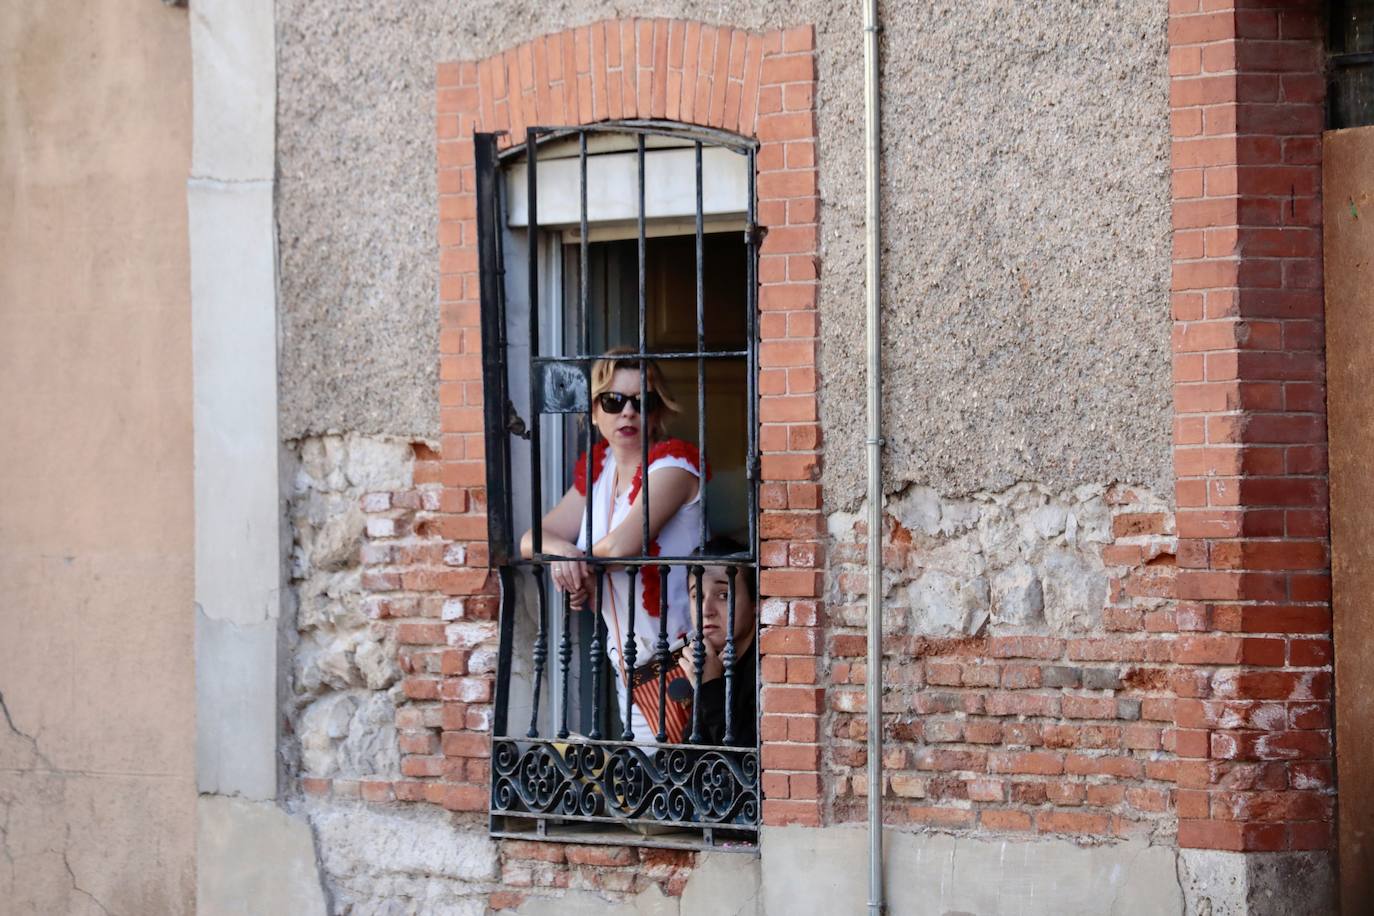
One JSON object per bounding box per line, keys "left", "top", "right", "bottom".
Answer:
{"left": 596, "top": 391, "right": 659, "bottom": 415}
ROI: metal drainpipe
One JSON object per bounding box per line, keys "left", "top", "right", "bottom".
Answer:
{"left": 862, "top": 0, "right": 885, "bottom": 913}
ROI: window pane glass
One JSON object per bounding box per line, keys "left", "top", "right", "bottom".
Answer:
{"left": 1330, "top": 66, "right": 1374, "bottom": 128}
{"left": 1330, "top": 1, "right": 1374, "bottom": 127}
{"left": 1332, "top": 0, "right": 1374, "bottom": 54}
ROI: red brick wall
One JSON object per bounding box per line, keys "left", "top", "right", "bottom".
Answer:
{"left": 1167, "top": 0, "right": 1333, "bottom": 852}
{"left": 826, "top": 491, "right": 1182, "bottom": 839}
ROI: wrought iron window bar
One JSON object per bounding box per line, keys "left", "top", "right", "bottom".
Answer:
{"left": 475, "top": 123, "right": 761, "bottom": 849}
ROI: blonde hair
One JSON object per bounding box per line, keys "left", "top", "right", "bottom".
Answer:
{"left": 590, "top": 346, "right": 680, "bottom": 442}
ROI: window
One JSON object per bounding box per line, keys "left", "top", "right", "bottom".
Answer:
{"left": 1329, "top": 0, "right": 1374, "bottom": 128}
{"left": 474, "top": 125, "right": 762, "bottom": 848}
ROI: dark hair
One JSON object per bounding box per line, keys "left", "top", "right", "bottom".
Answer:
{"left": 691, "top": 536, "right": 756, "bottom": 602}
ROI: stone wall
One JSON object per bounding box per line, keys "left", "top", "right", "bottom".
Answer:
{"left": 285, "top": 432, "right": 509, "bottom": 811}
{"left": 284, "top": 435, "right": 716, "bottom": 913}
{"left": 829, "top": 483, "right": 1174, "bottom": 638}
{"left": 821, "top": 483, "right": 1180, "bottom": 838}
{"left": 306, "top": 803, "right": 496, "bottom": 915}
{"left": 286, "top": 434, "right": 418, "bottom": 787}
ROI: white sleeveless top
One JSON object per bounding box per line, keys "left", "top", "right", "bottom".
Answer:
{"left": 573, "top": 439, "right": 707, "bottom": 682}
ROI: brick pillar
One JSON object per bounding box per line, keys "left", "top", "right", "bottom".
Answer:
{"left": 754, "top": 25, "right": 826, "bottom": 827}
{"left": 1168, "top": 0, "right": 1332, "bottom": 853}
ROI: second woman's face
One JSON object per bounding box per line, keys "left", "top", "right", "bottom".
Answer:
{"left": 690, "top": 566, "right": 756, "bottom": 654}
{"left": 594, "top": 368, "right": 645, "bottom": 448}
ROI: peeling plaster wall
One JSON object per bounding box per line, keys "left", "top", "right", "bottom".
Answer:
{"left": 275, "top": 1, "right": 1172, "bottom": 504}
{"left": 827, "top": 483, "right": 1174, "bottom": 639}
{"left": 306, "top": 802, "right": 497, "bottom": 915}
{"left": 300, "top": 798, "right": 763, "bottom": 916}
{"left": 0, "top": 1, "right": 195, "bottom": 913}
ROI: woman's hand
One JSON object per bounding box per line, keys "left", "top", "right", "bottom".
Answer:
{"left": 677, "top": 637, "right": 723, "bottom": 685}
{"left": 549, "top": 553, "right": 592, "bottom": 610}
{"left": 521, "top": 483, "right": 587, "bottom": 560}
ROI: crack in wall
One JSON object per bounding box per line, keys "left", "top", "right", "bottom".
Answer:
{"left": 0, "top": 689, "right": 56, "bottom": 771}
{"left": 63, "top": 848, "right": 114, "bottom": 916}
{"left": 1177, "top": 851, "right": 1204, "bottom": 916}
{"left": 0, "top": 696, "right": 122, "bottom": 914}
{"left": 187, "top": 176, "right": 274, "bottom": 187}
{"left": 720, "top": 888, "right": 759, "bottom": 916}
{"left": 0, "top": 791, "right": 14, "bottom": 872}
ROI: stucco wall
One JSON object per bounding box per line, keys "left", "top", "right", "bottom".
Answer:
{"left": 0, "top": 2, "right": 195, "bottom": 913}
{"left": 275, "top": 1, "right": 1171, "bottom": 502}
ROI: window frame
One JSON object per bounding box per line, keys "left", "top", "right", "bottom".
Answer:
{"left": 474, "top": 123, "right": 764, "bottom": 849}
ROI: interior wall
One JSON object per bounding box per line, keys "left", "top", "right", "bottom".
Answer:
{"left": 0, "top": 2, "right": 195, "bottom": 913}
{"left": 1324, "top": 124, "right": 1374, "bottom": 914}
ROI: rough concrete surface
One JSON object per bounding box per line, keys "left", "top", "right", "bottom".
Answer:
{"left": 677, "top": 851, "right": 762, "bottom": 916}
{"left": 302, "top": 792, "right": 760, "bottom": 916}
{"left": 513, "top": 885, "right": 679, "bottom": 916}
{"left": 1, "top": 0, "right": 196, "bottom": 912}
{"left": 502, "top": 850, "right": 758, "bottom": 915}
{"left": 275, "top": 1, "right": 1171, "bottom": 504}
{"left": 198, "top": 796, "right": 329, "bottom": 916}
{"left": 1177, "top": 850, "right": 1336, "bottom": 916}
{"left": 855, "top": 1, "right": 1172, "bottom": 502}
{"left": 307, "top": 802, "right": 498, "bottom": 914}
{"left": 762, "top": 825, "right": 1182, "bottom": 916}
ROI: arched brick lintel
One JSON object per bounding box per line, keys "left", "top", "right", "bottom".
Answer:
{"left": 436, "top": 19, "right": 816, "bottom": 145}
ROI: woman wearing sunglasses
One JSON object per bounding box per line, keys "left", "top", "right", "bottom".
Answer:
{"left": 520, "top": 347, "right": 706, "bottom": 744}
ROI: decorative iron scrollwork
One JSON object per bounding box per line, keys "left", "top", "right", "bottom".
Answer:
{"left": 492, "top": 738, "right": 759, "bottom": 827}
